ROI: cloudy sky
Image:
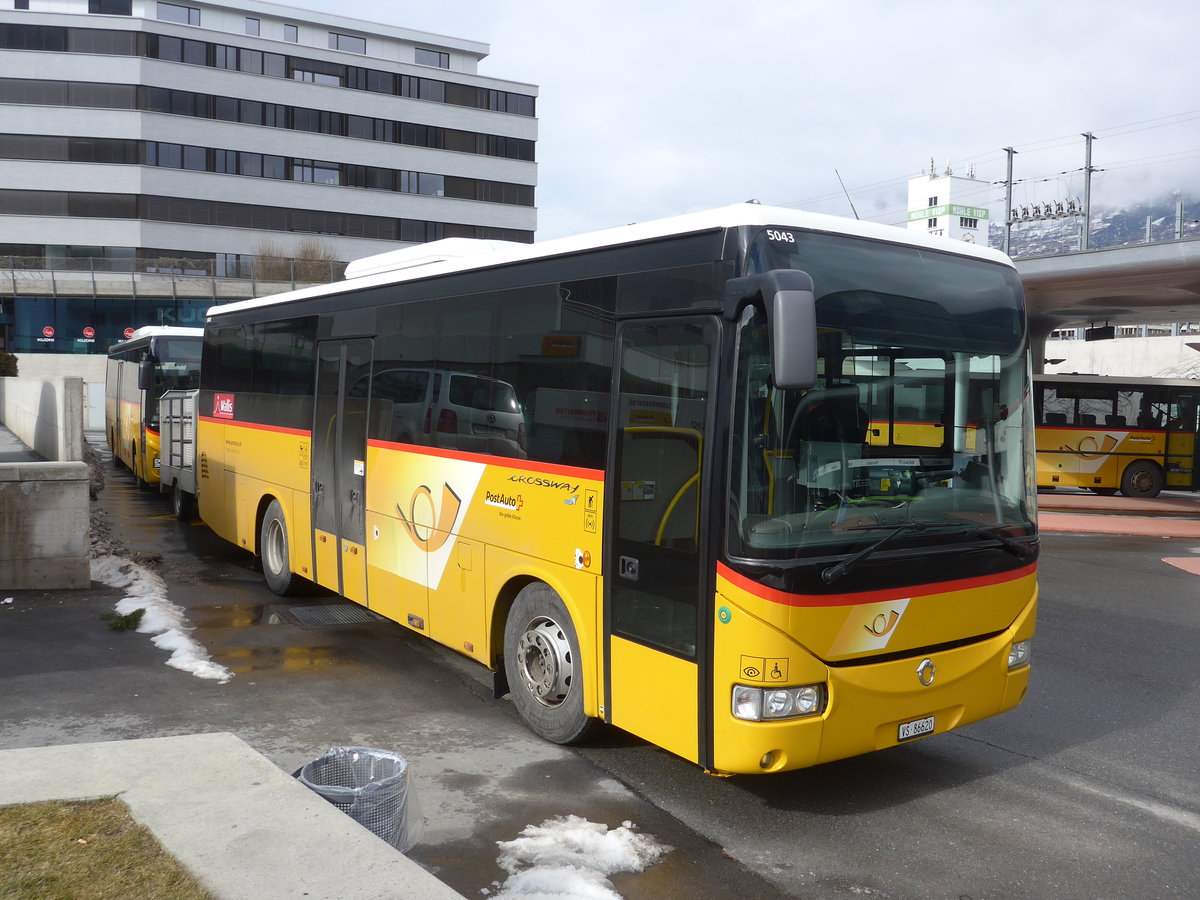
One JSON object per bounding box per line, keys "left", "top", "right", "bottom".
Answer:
{"left": 295, "top": 0, "right": 1200, "bottom": 240}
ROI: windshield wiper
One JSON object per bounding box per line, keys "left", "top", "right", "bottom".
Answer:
{"left": 966, "top": 525, "right": 1032, "bottom": 559}
{"left": 821, "top": 521, "right": 953, "bottom": 585}
{"left": 820, "top": 519, "right": 1032, "bottom": 584}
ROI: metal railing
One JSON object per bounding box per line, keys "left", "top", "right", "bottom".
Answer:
{"left": 2, "top": 255, "right": 348, "bottom": 300}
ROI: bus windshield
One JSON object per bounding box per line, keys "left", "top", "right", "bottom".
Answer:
{"left": 148, "top": 337, "right": 203, "bottom": 429}
{"left": 730, "top": 229, "right": 1036, "bottom": 561}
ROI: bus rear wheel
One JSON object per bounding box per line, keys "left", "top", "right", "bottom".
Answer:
{"left": 259, "top": 500, "right": 298, "bottom": 595}
{"left": 171, "top": 480, "right": 195, "bottom": 521}
{"left": 1120, "top": 460, "right": 1163, "bottom": 498}
{"left": 503, "top": 583, "right": 595, "bottom": 745}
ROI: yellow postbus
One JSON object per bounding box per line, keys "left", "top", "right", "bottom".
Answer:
{"left": 195, "top": 205, "right": 1037, "bottom": 774}
{"left": 1034, "top": 373, "right": 1200, "bottom": 498}
{"left": 105, "top": 326, "right": 203, "bottom": 488}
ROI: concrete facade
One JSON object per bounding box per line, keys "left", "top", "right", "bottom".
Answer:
{"left": 1044, "top": 334, "right": 1200, "bottom": 380}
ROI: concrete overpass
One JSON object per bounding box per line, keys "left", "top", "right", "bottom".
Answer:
{"left": 1014, "top": 238, "right": 1200, "bottom": 369}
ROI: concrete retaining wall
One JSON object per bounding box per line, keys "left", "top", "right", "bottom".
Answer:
{"left": 15, "top": 353, "right": 108, "bottom": 386}
{"left": 0, "top": 376, "right": 84, "bottom": 462}
{"left": 0, "top": 462, "right": 91, "bottom": 590}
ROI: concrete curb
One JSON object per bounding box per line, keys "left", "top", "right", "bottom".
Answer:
{"left": 0, "top": 733, "right": 464, "bottom": 900}
{"left": 1038, "top": 512, "right": 1200, "bottom": 538}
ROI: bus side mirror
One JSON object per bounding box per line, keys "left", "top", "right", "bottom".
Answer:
{"left": 724, "top": 270, "right": 818, "bottom": 390}
{"left": 770, "top": 287, "right": 817, "bottom": 390}
{"left": 138, "top": 357, "right": 155, "bottom": 391}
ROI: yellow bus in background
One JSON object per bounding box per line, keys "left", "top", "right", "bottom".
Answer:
{"left": 105, "top": 326, "right": 203, "bottom": 488}
{"left": 194, "top": 205, "right": 1037, "bottom": 774}
{"left": 1034, "top": 373, "right": 1200, "bottom": 498}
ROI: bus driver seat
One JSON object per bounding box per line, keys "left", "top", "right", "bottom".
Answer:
{"left": 786, "top": 383, "right": 869, "bottom": 491}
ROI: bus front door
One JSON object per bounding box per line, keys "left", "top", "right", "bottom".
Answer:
{"left": 1166, "top": 390, "right": 1200, "bottom": 490}
{"left": 312, "top": 339, "right": 373, "bottom": 602}
{"left": 605, "top": 317, "right": 717, "bottom": 768}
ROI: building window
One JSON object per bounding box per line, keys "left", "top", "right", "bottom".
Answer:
{"left": 292, "top": 159, "right": 340, "bottom": 185}
{"left": 328, "top": 32, "right": 366, "bottom": 54}
{"left": 927, "top": 196, "right": 938, "bottom": 206}
{"left": 959, "top": 217, "right": 978, "bottom": 229}
{"left": 89, "top": 0, "right": 133, "bottom": 12}
{"left": 157, "top": 2, "right": 200, "bottom": 26}
{"left": 284, "top": 23, "right": 298, "bottom": 42}
{"left": 927, "top": 217, "right": 938, "bottom": 228}
{"left": 245, "top": 18, "right": 260, "bottom": 36}
{"left": 15, "top": 0, "right": 30, "bottom": 10}
{"left": 415, "top": 48, "right": 450, "bottom": 69}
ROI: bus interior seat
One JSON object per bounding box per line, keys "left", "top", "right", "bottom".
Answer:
{"left": 1044, "top": 412, "right": 1068, "bottom": 426}
{"left": 1105, "top": 414, "right": 1126, "bottom": 427}
{"left": 1078, "top": 413, "right": 1097, "bottom": 427}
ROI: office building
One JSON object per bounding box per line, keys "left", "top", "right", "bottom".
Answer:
{"left": 0, "top": 0, "right": 537, "bottom": 361}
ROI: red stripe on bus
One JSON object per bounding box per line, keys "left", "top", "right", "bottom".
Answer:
{"left": 198, "top": 417, "right": 311, "bottom": 437}
{"left": 1038, "top": 425, "right": 1163, "bottom": 433}
{"left": 367, "top": 439, "right": 604, "bottom": 481}
{"left": 716, "top": 560, "right": 1037, "bottom": 608}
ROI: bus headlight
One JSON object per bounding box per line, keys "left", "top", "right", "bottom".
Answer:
{"left": 732, "top": 684, "right": 826, "bottom": 721}
{"left": 1008, "top": 639, "right": 1031, "bottom": 669}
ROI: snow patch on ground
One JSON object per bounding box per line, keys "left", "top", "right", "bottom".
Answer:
{"left": 485, "top": 815, "right": 671, "bottom": 899}
{"left": 91, "top": 553, "right": 233, "bottom": 683}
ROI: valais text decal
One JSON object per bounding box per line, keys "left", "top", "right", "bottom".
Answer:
{"left": 213, "top": 393, "right": 236, "bottom": 419}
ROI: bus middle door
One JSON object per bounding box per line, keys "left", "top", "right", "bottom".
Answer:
{"left": 312, "top": 339, "right": 373, "bottom": 603}
{"left": 605, "top": 317, "right": 717, "bottom": 768}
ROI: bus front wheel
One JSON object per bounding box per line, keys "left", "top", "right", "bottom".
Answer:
{"left": 259, "top": 500, "right": 298, "bottom": 595}
{"left": 1120, "top": 460, "right": 1163, "bottom": 498}
{"left": 503, "top": 583, "right": 595, "bottom": 745}
{"left": 133, "top": 449, "right": 150, "bottom": 491}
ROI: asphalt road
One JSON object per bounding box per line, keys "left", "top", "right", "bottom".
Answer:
{"left": 574, "top": 530, "right": 1200, "bottom": 898}
{"left": 4, "top": 451, "right": 1198, "bottom": 899}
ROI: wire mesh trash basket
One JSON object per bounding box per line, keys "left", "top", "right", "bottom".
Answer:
{"left": 297, "top": 747, "right": 423, "bottom": 852}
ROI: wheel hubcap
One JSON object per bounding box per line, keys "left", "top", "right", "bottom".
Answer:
{"left": 264, "top": 519, "right": 284, "bottom": 574}
{"left": 516, "top": 616, "right": 572, "bottom": 708}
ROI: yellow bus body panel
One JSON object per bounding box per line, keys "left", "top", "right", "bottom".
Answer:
{"left": 610, "top": 635, "right": 699, "bottom": 764}
{"left": 363, "top": 442, "right": 604, "bottom": 670}
{"left": 197, "top": 418, "right": 312, "bottom": 569}
{"left": 1036, "top": 426, "right": 1166, "bottom": 489}
{"left": 710, "top": 567, "right": 1036, "bottom": 774}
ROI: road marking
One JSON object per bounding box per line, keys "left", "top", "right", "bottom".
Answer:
{"left": 1162, "top": 557, "right": 1200, "bottom": 575}
{"left": 1052, "top": 771, "right": 1200, "bottom": 834}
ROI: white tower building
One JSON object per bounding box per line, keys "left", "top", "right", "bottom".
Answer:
{"left": 907, "top": 164, "right": 990, "bottom": 246}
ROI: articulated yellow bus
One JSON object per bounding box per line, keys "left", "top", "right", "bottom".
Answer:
{"left": 196, "top": 205, "right": 1037, "bottom": 774}
{"left": 1035, "top": 373, "right": 1200, "bottom": 497}
{"left": 105, "top": 326, "right": 203, "bottom": 488}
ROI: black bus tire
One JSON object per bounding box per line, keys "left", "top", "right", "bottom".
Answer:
{"left": 133, "top": 449, "right": 150, "bottom": 491}
{"left": 259, "top": 499, "right": 297, "bottom": 595}
{"left": 503, "top": 583, "right": 596, "bottom": 745}
{"left": 171, "top": 480, "right": 195, "bottom": 521}
{"left": 1120, "top": 460, "right": 1163, "bottom": 498}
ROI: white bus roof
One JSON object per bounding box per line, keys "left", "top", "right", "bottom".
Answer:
{"left": 125, "top": 326, "right": 205, "bottom": 340}
{"left": 210, "top": 203, "right": 1016, "bottom": 321}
